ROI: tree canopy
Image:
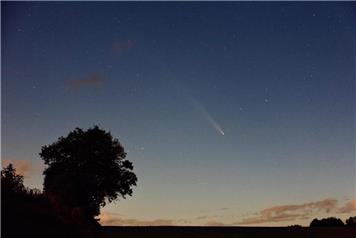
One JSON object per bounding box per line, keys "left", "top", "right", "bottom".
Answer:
{"left": 40, "top": 126, "right": 137, "bottom": 218}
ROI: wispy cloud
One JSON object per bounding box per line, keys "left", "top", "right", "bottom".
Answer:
{"left": 177, "top": 219, "right": 192, "bottom": 225}
{"left": 97, "top": 212, "right": 174, "bottom": 226}
{"left": 238, "top": 198, "right": 338, "bottom": 225}
{"left": 338, "top": 200, "right": 356, "bottom": 214}
{"left": 68, "top": 74, "right": 104, "bottom": 90}
{"left": 196, "top": 215, "right": 208, "bottom": 220}
{"left": 112, "top": 39, "right": 135, "bottom": 54}
{"left": 204, "top": 220, "right": 227, "bottom": 226}
{"left": 1, "top": 159, "right": 32, "bottom": 176}
{"left": 238, "top": 213, "right": 304, "bottom": 225}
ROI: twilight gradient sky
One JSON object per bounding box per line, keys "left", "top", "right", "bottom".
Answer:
{"left": 2, "top": 2, "right": 356, "bottom": 226}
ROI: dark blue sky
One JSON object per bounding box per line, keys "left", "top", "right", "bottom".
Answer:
{"left": 2, "top": 2, "right": 355, "bottom": 226}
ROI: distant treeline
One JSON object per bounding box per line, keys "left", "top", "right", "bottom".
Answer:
{"left": 309, "top": 217, "right": 356, "bottom": 227}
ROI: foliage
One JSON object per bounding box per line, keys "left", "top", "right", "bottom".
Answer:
{"left": 310, "top": 217, "right": 344, "bottom": 227}
{"left": 40, "top": 126, "right": 137, "bottom": 218}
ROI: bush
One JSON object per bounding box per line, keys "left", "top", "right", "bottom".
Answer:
{"left": 346, "top": 216, "right": 356, "bottom": 227}
{"left": 310, "top": 217, "right": 344, "bottom": 227}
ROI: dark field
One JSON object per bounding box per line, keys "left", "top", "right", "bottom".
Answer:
{"left": 102, "top": 226, "right": 356, "bottom": 238}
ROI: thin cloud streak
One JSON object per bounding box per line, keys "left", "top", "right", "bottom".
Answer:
{"left": 238, "top": 198, "right": 338, "bottom": 225}
{"left": 112, "top": 39, "right": 135, "bottom": 54}
{"left": 204, "top": 220, "right": 228, "bottom": 226}
{"left": 68, "top": 74, "right": 104, "bottom": 90}
{"left": 196, "top": 215, "right": 208, "bottom": 220}
{"left": 97, "top": 212, "right": 174, "bottom": 226}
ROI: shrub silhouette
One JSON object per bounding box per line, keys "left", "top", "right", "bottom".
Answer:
{"left": 346, "top": 216, "right": 356, "bottom": 227}
{"left": 288, "top": 224, "right": 302, "bottom": 228}
{"left": 310, "top": 217, "right": 344, "bottom": 227}
{"left": 1, "top": 164, "right": 69, "bottom": 238}
{"left": 40, "top": 126, "right": 137, "bottom": 225}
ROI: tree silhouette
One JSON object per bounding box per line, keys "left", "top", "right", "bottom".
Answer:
{"left": 40, "top": 126, "right": 137, "bottom": 223}
{"left": 1, "top": 163, "right": 26, "bottom": 198}
{"left": 310, "top": 217, "right": 344, "bottom": 227}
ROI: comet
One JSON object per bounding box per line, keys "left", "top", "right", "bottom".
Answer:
{"left": 169, "top": 80, "right": 225, "bottom": 136}
{"left": 189, "top": 96, "right": 225, "bottom": 136}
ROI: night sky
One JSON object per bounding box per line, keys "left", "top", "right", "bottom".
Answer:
{"left": 2, "top": 2, "right": 355, "bottom": 226}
